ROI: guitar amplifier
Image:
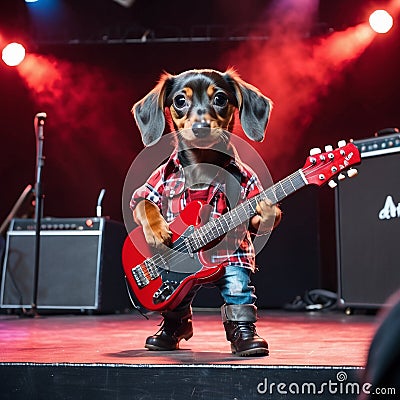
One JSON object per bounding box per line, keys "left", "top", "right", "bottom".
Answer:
{"left": 0, "top": 217, "right": 131, "bottom": 313}
{"left": 336, "top": 132, "right": 400, "bottom": 309}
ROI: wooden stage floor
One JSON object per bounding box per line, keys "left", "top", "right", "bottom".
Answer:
{"left": 0, "top": 309, "right": 380, "bottom": 399}
{"left": 0, "top": 309, "right": 377, "bottom": 366}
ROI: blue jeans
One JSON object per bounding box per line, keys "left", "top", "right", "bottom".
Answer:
{"left": 175, "top": 265, "right": 256, "bottom": 311}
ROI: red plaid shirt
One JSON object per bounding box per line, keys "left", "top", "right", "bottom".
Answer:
{"left": 130, "top": 151, "right": 263, "bottom": 271}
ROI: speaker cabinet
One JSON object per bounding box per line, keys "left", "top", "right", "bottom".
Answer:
{"left": 0, "top": 218, "right": 131, "bottom": 313}
{"left": 336, "top": 148, "right": 400, "bottom": 308}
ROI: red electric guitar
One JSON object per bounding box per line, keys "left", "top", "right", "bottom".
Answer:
{"left": 122, "top": 141, "right": 361, "bottom": 311}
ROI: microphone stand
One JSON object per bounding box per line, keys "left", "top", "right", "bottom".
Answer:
{"left": 29, "top": 112, "right": 47, "bottom": 317}
{"left": 96, "top": 189, "right": 106, "bottom": 217}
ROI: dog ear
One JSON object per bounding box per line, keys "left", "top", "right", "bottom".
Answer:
{"left": 131, "top": 73, "right": 173, "bottom": 146}
{"left": 224, "top": 70, "right": 272, "bottom": 142}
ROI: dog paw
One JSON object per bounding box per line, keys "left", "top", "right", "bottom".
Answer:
{"left": 252, "top": 199, "right": 281, "bottom": 234}
{"left": 143, "top": 219, "right": 173, "bottom": 248}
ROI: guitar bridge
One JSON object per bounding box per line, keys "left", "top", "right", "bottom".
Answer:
{"left": 132, "top": 254, "right": 166, "bottom": 289}
{"left": 131, "top": 265, "right": 149, "bottom": 288}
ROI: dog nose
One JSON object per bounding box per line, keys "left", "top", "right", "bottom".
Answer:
{"left": 192, "top": 121, "right": 211, "bottom": 138}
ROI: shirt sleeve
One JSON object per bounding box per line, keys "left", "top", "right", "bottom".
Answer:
{"left": 244, "top": 174, "right": 263, "bottom": 199}
{"left": 240, "top": 164, "right": 263, "bottom": 200}
{"left": 129, "top": 165, "right": 165, "bottom": 212}
{"left": 240, "top": 165, "right": 271, "bottom": 237}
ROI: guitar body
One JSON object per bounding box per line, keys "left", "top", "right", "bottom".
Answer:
{"left": 122, "top": 201, "right": 225, "bottom": 311}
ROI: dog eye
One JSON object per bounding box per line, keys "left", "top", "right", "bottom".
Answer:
{"left": 213, "top": 93, "right": 228, "bottom": 108}
{"left": 173, "top": 94, "right": 187, "bottom": 109}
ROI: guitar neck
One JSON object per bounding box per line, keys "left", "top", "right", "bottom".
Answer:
{"left": 189, "top": 169, "right": 307, "bottom": 251}
{"left": 259, "top": 169, "right": 307, "bottom": 205}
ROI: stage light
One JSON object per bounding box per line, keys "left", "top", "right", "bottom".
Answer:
{"left": 113, "top": 0, "right": 135, "bottom": 7}
{"left": 2, "top": 42, "right": 26, "bottom": 67}
{"left": 25, "top": 0, "right": 39, "bottom": 3}
{"left": 369, "top": 10, "right": 394, "bottom": 34}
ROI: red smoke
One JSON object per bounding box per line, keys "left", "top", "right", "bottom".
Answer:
{"left": 16, "top": 52, "right": 134, "bottom": 152}
{"left": 224, "top": 0, "right": 375, "bottom": 174}
{"left": 9, "top": 0, "right": 378, "bottom": 214}
{"left": 14, "top": 52, "right": 134, "bottom": 217}
{"left": 18, "top": 54, "right": 63, "bottom": 107}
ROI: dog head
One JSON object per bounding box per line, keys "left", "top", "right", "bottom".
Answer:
{"left": 132, "top": 68, "right": 272, "bottom": 147}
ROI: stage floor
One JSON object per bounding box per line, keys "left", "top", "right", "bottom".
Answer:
{"left": 0, "top": 309, "right": 377, "bottom": 367}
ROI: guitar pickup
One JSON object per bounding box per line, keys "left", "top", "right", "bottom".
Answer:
{"left": 144, "top": 257, "right": 162, "bottom": 279}
{"left": 131, "top": 265, "right": 149, "bottom": 288}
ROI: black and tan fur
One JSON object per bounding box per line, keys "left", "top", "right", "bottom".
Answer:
{"left": 131, "top": 68, "right": 281, "bottom": 247}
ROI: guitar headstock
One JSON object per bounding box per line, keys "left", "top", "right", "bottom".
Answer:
{"left": 301, "top": 140, "right": 361, "bottom": 187}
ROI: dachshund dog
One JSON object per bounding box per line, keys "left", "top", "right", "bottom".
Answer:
{"left": 132, "top": 68, "right": 281, "bottom": 247}
{"left": 130, "top": 68, "right": 281, "bottom": 356}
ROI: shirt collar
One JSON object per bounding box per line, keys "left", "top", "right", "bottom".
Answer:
{"left": 162, "top": 150, "right": 243, "bottom": 198}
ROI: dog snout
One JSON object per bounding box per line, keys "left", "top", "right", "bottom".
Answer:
{"left": 192, "top": 121, "right": 211, "bottom": 138}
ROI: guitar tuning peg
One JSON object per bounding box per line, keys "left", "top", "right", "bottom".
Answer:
{"left": 338, "top": 173, "right": 346, "bottom": 181}
{"left": 309, "top": 148, "right": 322, "bottom": 156}
{"left": 328, "top": 180, "right": 338, "bottom": 188}
{"left": 347, "top": 168, "right": 358, "bottom": 178}
{"left": 325, "top": 145, "right": 333, "bottom": 152}
{"left": 338, "top": 140, "right": 347, "bottom": 148}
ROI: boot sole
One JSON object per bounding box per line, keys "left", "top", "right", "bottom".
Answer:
{"left": 231, "top": 345, "right": 269, "bottom": 357}
{"left": 145, "top": 343, "right": 178, "bottom": 351}
{"left": 145, "top": 333, "right": 193, "bottom": 351}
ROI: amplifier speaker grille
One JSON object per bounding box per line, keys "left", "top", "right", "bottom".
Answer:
{"left": 0, "top": 218, "right": 131, "bottom": 313}
{"left": 336, "top": 151, "right": 400, "bottom": 308}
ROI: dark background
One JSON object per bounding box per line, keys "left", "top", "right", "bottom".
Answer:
{"left": 0, "top": 0, "right": 399, "bottom": 307}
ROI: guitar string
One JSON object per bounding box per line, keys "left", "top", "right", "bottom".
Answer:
{"left": 137, "top": 157, "right": 341, "bottom": 276}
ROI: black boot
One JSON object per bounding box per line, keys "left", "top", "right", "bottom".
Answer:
{"left": 221, "top": 304, "right": 269, "bottom": 357}
{"left": 145, "top": 308, "right": 193, "bottom": 351}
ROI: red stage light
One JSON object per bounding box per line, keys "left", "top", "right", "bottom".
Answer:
{"left": 369, "top": 10, "right": 394, "bottom": 34}
{"left": 1, "top": 42, "right": 26, "bottom": 66}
